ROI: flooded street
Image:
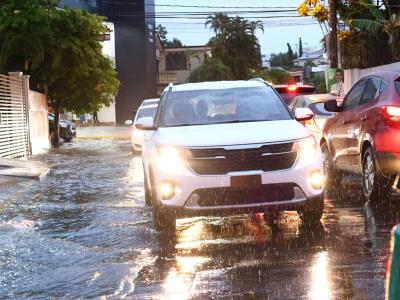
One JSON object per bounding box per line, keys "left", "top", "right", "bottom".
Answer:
{"left": 0, "top": 139, "right": 399, "bottom": 299}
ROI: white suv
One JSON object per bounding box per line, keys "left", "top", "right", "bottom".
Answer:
{"left": 138, "top": 80, "right": 324, "bottom": 231}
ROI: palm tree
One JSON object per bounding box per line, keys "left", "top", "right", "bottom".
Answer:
{"left": 205, "top": 13, "right": 230, "bottom": 35}
{"left": 349, "top": 10, "right": 400, "bottom": 60}
{"left": 205, "top": 14, "right": 263, "bottom": 80}
{"left": 249, "top": 20, "right": 264, "bottom": 35}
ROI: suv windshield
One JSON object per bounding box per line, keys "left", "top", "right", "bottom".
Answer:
{"left": 161, "top": 87, "right": 292, "bottom": 127}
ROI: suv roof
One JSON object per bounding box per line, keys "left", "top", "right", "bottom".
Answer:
{"left": 165, "top": 80, "right": 268, "bottom": 92}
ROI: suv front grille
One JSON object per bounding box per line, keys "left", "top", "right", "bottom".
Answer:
{"left": 192, "top": 183, "right": 297, "bottom": 206}
{"left": 186, "top": 143, "right": 296, "bottom": 175}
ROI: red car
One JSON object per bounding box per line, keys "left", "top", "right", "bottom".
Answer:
{"left": 322, "top": 71, "right": 400, "bottom": 201}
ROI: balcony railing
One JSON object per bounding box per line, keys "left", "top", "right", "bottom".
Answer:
{"left": 158, "top": 72, "right": 178, "bottom": 84}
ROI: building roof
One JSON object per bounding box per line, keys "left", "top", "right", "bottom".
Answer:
{"left": 168, "top": 80, "right": 267, "bottom": 92}
{"left": 296, "top": 49, "right": 325, "bottom": 61}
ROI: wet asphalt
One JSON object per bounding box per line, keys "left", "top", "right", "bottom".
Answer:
{"left": 0, "top": 139, "right": 399, "bottom": 299}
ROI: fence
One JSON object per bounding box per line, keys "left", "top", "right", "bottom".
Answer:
{"left": 0, "top": 73, "right": 29, "bottom": 158}
{"left": 344, "top": 62, "right": 400, "bottom": 94}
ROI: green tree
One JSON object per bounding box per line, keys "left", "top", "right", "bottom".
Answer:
{"left": 287, "top": 43, "right": 294, "bottom": 60}
{"left": 0, "top": 0, "right": 120, "bottom": 145}
{"left": 189, "top": 58, "right": 233, "bottom": 82}
{"left": 156, "top": 24, "right": 169, "bottom": 46}
{"left": 156, "top": 24, "right": 183, "bottom": 48}
{"left": 206, "top": 14, "right": 263, "bottom": 79}
{"left": 165, "top": 38, "right": 183, "bottom": 48}
{"left": 256, "top": 68, "right": 293, "bottom": 84}
{"left": 299, "top": 37, "right": 303, "bottom": 57}
{"left": 205, "top": 13, "right": 231, "bottom": 35}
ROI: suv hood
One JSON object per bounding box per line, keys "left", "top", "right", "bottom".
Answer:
{"left": 155, "top": 120, "right": 310, "bottom": 147}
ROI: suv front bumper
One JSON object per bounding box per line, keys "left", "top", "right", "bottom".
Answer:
{"left": 150, "top": 153, "right": 323, "bottom": 215}
{"left": 166, "top": 193, "right": 324, "bottom": 218}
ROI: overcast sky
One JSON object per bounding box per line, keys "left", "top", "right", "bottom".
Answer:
{"left": 155, "top": 0, "right": 324, "bottom": 57}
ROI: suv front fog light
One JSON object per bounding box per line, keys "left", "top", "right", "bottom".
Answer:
{"left": 161, "top": 181, "right": 175, "bottom": 200}
{"left": 309, "top": 170, "right": 324, "bottom": 190}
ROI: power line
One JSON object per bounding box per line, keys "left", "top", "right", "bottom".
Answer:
{"left": 100, "top": 1, "right": 298, "bottom": 9}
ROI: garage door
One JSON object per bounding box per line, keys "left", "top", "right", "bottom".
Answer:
{"left": 0, "top": 74, "right": 28, "bottom": 158}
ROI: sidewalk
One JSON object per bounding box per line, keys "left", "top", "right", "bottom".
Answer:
{"left": 76, "top": 125, "right": 131, "bottom": 140}
{"left": 0, "top": 158, "right": 49, "bottom": 180}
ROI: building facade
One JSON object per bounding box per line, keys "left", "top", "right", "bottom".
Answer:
{"left": 156, "top": 36, "right": 211, "bottom": 95}
{"left": 59, "top": 0, "right": 157, "bottom": 123}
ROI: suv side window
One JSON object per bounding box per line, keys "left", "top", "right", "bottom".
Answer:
{"left": 342, "top": 79, "right": 366, "bottom": 110}
{"left": 380, "top": 79, "right": 389, "bottom": 93}
{"left": 295, "top": 98, "right": 305, "bottom": 108}
{"left": 359, "top": 78, "right": 381, "bottom": 105}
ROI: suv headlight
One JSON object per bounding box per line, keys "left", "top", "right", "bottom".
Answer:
{"left": 157, "top": 146, "right": 191, "bottom": 172}
{"left": 292, "top": 136, "right": 318, "bottom": 164}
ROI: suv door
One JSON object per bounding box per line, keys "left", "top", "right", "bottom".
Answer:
{"left": 346, "top": 77, "right": 382, "bottom": 168}
{"left": 329, "top": 79, "right": 366, "bottom": 166}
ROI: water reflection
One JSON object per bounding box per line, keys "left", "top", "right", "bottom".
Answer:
{"left": 309, "top": 251, "right": 331, "bottom": 300}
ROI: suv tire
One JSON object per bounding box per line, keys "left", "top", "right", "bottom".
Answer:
{"left": 149, "top": 169, "right": 176, "bottom": 231}
{"left": 321, "top": 142, "right": 342, "bottom": 189}
{"left": 298, "top": 196, "right": 323, "bottom": 225}
{"left": 144, "top": 174, "right": 152, "bottom": 206}
{"left": 362, "top": 147, "right": 394, "bottom": 203}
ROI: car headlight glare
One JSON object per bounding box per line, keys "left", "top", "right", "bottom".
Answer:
{"left": 157, "top": 146, "right": 191, "bottom": 172}
{"left": 309, "top": 170, "right": 324, "bottom": 189}
{"left": 293, "top": 136, "right": 318, "bottom": 164}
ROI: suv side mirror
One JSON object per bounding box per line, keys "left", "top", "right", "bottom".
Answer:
{"left": 135, "top": 117, "right": 156, "bottom": 130}
{"left": 295, "top": 107, "right": 314, "bottom": 121}
{"left": 324, "top": 99, "right": 341, "bottom": 112}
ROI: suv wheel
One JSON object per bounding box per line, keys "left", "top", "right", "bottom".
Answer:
{"left": 144, "top": 175, "right": 152, "bottom": 206}
{"left": 321, "top": 142, "right": 342, "bottom": 188}
{"left": 362, "top": 147, "right": 394, "bottom": 203}
{"left": 298, "top": 196, "right": 323, "bottom": 225}
{"left": 149, "top": 170, "right": 176, "bottom": 231}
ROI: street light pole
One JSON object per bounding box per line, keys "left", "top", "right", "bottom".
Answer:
{"left": 328, "top": 0, "right": 338, "bottom": 68}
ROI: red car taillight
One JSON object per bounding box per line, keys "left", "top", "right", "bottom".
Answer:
{"left": 382, "top": 106, "right": 400, "bottom": 127}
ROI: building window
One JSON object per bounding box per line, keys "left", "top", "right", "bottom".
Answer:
{"left": 166, "top": 53, "right": 187, "bottom": 71}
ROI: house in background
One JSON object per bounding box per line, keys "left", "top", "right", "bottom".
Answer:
{"left": 293, "top": 49, "right": 328, "bottom": 67}
{"left": 156, "top": 36, "right": 211, "bottom": 95}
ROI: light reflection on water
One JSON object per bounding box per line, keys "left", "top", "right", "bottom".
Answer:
{"left": 0, "top": 140, "right": 395, "bottom": 299}
{"left": 309, "top": 251, "right": 331, "bottom": 300}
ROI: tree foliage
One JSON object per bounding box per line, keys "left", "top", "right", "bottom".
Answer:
{"left": 337, "top": 0, "right": 400, "bottom": 66}
{"left": 205, "top": 14, "right": 263, "bottom": 80}
{"left": 299, "top": 37, "right": 303, "bottom": 57}
{"left": 256, "top": 68, "right": 293, "bottom": 85}
{"left": 269, "top": 42, "right": 297, "bottom": 68}
{"left": 189, "top": 58, "right": 233, "bottom": 82}
{"left": 156, "top": 24, "right": 184, "bottom": 48}
{"left": 0, "top": 0, "right": 120, "bottom": 145}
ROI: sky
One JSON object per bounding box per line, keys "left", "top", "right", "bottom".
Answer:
{"left": 155, "top": 0, "right": 325, "bottom": 57}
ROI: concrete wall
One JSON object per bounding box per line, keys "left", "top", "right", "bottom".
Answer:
{"left": 97, "top": 100, "right": 116, "bottom": 123}
{"left": 344, "top": 62, "right": 400, "bottom": 93}
{"left": 28, "top": 91, "right": 50, "bottom": 155}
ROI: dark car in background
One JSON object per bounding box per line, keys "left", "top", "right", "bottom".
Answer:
{"left": 48, "top": 113, "right": 77, "bottom": 142}
{"left": 273, "top": 84, "right": 316, "bottom": 104}
{"left": 322, "top": 71, "right": 400, "bottom": 200}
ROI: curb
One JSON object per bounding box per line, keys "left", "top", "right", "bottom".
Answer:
{"left": 76, "top": 136, "right": 131, "bottom": 140}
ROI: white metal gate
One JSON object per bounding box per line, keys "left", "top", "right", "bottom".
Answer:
{"left": 0, "top": 73, "right": 29, "bottom": 158}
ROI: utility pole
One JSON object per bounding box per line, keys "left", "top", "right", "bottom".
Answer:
{"left": 328, "top": 0, "right": 338, "bottom": 68}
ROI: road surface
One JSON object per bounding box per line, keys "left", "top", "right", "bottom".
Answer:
{"left": 0, "top": 139, "right": 398, "bottom": 299}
